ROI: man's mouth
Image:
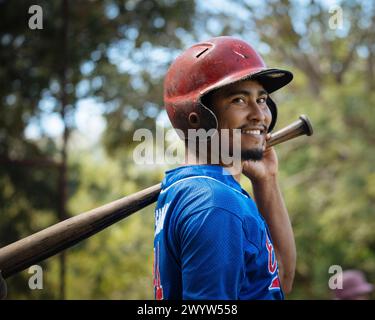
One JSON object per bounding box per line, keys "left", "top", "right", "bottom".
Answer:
{"left": 241, "top": 129, "right": 262, "bottom": 135}
{"left": 240, "top": 126, "right": 266, "bottom": 136}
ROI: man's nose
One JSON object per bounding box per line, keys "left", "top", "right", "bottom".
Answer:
{"left": 246, "top": 100, "right": 266, "bottom": 124}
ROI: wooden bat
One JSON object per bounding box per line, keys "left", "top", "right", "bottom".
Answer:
{"left": 0, "top": 115, "right": 313, "bottom": 279}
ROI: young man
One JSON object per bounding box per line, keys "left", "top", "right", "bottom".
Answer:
{"left": 153, "top": 36, "right": 296, "bottom": 300}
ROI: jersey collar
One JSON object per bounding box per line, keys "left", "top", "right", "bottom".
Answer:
{"left": 162, "top": 164, "right": 244, "bottom": 193}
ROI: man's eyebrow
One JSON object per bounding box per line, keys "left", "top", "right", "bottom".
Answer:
{"left": 226, "top": 89, "right": 268, "bottom": 97}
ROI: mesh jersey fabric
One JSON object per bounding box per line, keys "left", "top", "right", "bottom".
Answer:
{"left": 153, "top": 164, "right": 284, "bottom": 300}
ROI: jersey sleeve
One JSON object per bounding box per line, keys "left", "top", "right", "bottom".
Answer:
{"left": 177, "top": 207, "right": 253, "bottom": 299}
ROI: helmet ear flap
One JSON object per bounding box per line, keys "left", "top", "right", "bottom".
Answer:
{"left": 167, "top": 100, "right": 218, "bottom": 140}
{"left": 267, "top": 97, "right": 277, "bottom": 132}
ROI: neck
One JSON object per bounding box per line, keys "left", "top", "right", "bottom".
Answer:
{"left": 184, "top": 147, "right": 244, "bottom": 184}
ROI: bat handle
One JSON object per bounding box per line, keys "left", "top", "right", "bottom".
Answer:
{"left": 267, "top": 114, "right": 313, "bottom": 147}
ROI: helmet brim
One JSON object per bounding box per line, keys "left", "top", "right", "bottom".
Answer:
{"left": 199, "top": 68, "right": 293, "bottom": 97}
{"left": 250, "top": 69, "right": 293, "bottom": 94}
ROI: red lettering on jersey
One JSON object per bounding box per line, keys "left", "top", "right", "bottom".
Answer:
{"left": 266, "top": 234, "right": 281, "bottom": 291}
{"left": 266, "top": 235, "right": 277, "bottom": 274}
{"left": 153, "top": 242, "right": 164, "bottom": 300}
{"left": 269, "top": 275, "right": 281, "bottom": 290}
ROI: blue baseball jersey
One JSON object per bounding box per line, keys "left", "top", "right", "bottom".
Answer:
{"left": 153, "top": 164, "right": 283, "bottom": 300}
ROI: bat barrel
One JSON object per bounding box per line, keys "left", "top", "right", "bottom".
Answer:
{"left": 0, "top": 183, "right": 161, "bottom": 279}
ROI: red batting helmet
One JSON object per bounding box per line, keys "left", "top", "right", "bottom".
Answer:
{"left": 164, "top": 36, "right": 293, "bottom": 135}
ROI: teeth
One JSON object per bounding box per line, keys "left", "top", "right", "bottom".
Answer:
{"left": 242, "top": 130, "right": 261, "bottom": 135}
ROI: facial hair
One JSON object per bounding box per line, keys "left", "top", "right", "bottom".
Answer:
{"left": 241, "top": 148, "right": 264, "bottom": 161}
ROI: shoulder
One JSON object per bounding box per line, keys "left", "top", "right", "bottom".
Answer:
{"left": 160, "top": 176, "right": 264, "bottom": 248}
{"left": 161, "top": 175, "right": 249, "bottom": 213}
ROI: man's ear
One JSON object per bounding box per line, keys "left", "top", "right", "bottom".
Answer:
{"left": 188, "top": 112, "right": 201, "bottom": 128}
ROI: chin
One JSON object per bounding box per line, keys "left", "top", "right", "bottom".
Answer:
{"left": 241, "top": 148, "right": 264, "bottom": 161}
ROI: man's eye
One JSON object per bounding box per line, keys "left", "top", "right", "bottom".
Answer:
{"left": 232, "top": 97, "right": 246, "bottom": 104}
{"left": 257, "top": 97, "right": 267, "bottom": 104}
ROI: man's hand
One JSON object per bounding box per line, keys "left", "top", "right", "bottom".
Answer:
{"left": 242, "top": 133, "right": 296, "bottom": 294}
{"left": 242, "top": 134, "right": 278, "bottom": 182}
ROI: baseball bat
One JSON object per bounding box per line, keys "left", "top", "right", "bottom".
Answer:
{"left": 0, "top": 115, "right": 313, "bottom": 279}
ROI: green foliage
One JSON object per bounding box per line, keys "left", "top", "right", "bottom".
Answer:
{"left": 0, "top": 0, "right": 193, "bottom": 299}
{"left": 65, "top": 152, "right": 156, "bottom": 299}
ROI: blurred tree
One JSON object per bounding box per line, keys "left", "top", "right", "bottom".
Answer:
{"left": 0, "top": 0, "right": 195, "bottom": 299}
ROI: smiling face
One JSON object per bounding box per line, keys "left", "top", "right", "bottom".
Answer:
{"left": 202, "top": 79, "right": 272, "bottom": 161}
